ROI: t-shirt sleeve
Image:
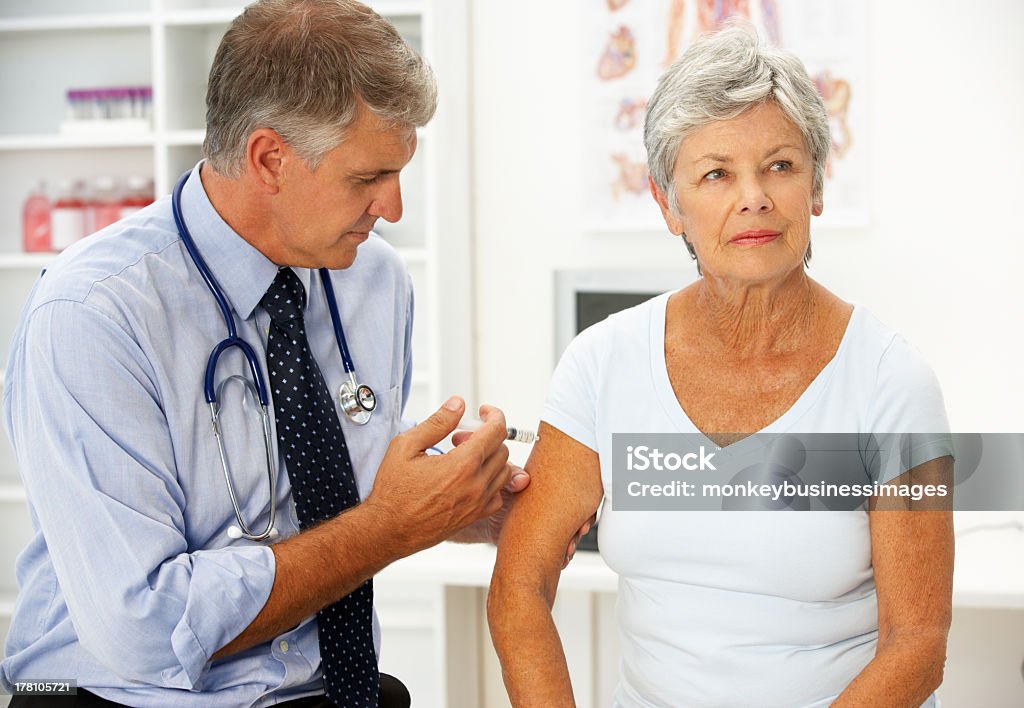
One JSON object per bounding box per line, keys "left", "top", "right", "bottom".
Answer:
{"left": 866, "top": 334, "right": 954, "bottom": 483}
{"left": 541, "top": 327, "right": 604, "bottom": 452}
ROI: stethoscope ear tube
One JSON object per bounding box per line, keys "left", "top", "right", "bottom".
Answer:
{"left": 318, "top": 268, "right": 356, "bottom": 372}
{"left": 204, "top": 337, "right": 271, "bottom": 407}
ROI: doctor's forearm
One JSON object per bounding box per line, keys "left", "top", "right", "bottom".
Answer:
{"left": 213, "top": 504, "right": 404, "bottom": 660}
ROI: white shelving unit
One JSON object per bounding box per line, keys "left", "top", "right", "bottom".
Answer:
{"left": 0, "top": 1, "right": 473, "bottom": 703}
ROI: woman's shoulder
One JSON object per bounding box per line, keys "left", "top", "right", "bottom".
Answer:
{"left": 839, "top": 305, "right": 945, "bottom": 414}
{"left": 842, "top": 306, "right": 932, "bottom": 373}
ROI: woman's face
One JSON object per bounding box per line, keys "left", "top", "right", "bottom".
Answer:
{"left": 653, "top": 101, "right": 822, "bottom": 285}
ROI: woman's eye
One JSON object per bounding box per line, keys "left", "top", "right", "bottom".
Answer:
{"left": 769, "top": 160, "right": 792, "bottom": 172}
{"left": 704, "top": 169, "right": 726, "bottom": 181}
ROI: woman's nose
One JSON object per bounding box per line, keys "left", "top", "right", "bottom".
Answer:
{"left": 736, "top": 176, "right": 773, "bottom": 214}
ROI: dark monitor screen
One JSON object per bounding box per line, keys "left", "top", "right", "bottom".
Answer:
{"left": 575, "top": 291, "right": 663, "bottom": 334}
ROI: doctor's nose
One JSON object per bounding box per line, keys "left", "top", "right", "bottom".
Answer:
{"left": 368, "top": 180, "right": 403, "bottom": 224}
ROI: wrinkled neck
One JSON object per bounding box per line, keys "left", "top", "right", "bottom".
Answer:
{"left": 694, "top": 270, "right": 816, "bottom": 356}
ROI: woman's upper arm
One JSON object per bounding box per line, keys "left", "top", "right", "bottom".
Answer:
{"left": 869, "top": 456, "right": 954, "bottom": 642}
{"left": 492, "top": 422, "right": 604, "bottom": 600}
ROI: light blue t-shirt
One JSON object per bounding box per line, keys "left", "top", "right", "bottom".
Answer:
{"left": 542, "top": 292, "right": 950, "bottom": 708}
{"left": 2, "top": 163, "right": 414, "bottom": 706}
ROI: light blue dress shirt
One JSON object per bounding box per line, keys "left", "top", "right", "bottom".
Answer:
{"left": 1, "top": 163, "right": 414, "bottom": 706}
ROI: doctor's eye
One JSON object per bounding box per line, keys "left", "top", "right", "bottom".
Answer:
{"left": 703, "top": 169, "right": 727, "bottom": 181}
{"left": 769, "top": 160, "right": 793, "bottom": 173}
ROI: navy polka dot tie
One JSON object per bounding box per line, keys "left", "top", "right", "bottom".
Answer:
{"left": 261, "top": 267, "right": 379, "bottom": 708}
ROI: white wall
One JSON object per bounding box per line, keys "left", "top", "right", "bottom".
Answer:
{"left": 469, "top": 1, "right": 1024, "bottom": 706}
{"left": 470, "top": 0, "right": 1024, "bottom": 435}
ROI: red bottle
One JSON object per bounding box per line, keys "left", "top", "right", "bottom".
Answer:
{"left": 51, "top": 179, "right": 87, "bottom": 251}
{"left": 119, "top": 176, "right": 155, "bottom": 219}
{"left": 22, "top": 181, "right": 52, "bottom": 253}
{"left": 89, "top": 176, "right": 122, "bottom": 232}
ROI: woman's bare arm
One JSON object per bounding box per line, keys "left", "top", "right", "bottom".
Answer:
{"left": 833, "top": 456, "right": 954, "bottom": 706}
{"left": 488, "top": 423, "right": 604, "bottom": 708}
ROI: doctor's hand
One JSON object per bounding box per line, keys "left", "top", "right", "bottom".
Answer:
{"left": 364, "top": 397, "right": 512, "bottom": 558}
{"left": 445, "top": 449, "right": 529, "bottom": 545}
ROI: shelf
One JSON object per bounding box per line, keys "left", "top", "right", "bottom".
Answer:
{"left": 0, "top": 253, "right": 55, "bottom": 269}
{"left": 0, "top": 592, "right": 15, "bottom": 618}
{"left": 395, "top": 247, "right": 428, "bottom": 264}
{"left": 160, "top": 1, "right": 422, "bottom": 27}
{"left": 162, "top": 8, "right": 240, "bottom": 27}
{"left": 0, "top": 134, "right": 155, "bottom": 151}
{"left": 379, "top": 542, "right": 619, "bottom": 593}
{"left": 164, "top": 130, "right": 205, "bottom": 147}
{"left": 0, "top": 13, "right": 152, "bottom": 33}
{"left": 0, "top": 484, "right": 26, "bottom": 504}
{"left": 951, "top": 526, "right": 1024, "bottom": 609}
{"left": 366, "top": 1, "right": 424, "bottom": 18}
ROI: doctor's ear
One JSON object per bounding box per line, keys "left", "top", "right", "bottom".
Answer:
{"left": 246, "top": 129, "right": 287, "bottom": 194}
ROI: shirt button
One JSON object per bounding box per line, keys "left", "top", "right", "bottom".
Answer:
{"left": 279, "top": 640, "right": 290, "bottom": 654}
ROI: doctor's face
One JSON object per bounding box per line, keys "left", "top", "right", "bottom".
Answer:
{"left": 274, "top": 107, "right": 417, "bottom": 269}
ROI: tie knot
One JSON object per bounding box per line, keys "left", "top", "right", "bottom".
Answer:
{"left": 260, "top": 268, "right": 306, "bottom": 324}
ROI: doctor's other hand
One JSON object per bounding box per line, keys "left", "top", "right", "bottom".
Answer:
{"left": 364, "top": 396, "right": 511, "bottom": 557}
{"left": 563, "top": 512, "right": 597, "bottom": 569}
{"left": 451, "top": 413, "right": 531, "bottom": 544}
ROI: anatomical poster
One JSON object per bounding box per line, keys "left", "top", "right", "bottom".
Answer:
{"left": 583, "top": 0, "right": 868, "bottom": 231}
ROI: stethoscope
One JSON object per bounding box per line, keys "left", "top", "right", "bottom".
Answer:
{"left": 171, "top": 171, "right": 377, "bottom": 541}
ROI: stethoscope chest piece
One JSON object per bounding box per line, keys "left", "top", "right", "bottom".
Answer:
{"left": 339, "top": 379, "right": 376, "bottom": 425}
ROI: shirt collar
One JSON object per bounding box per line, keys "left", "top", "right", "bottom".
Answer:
{"left": 178, "top": 161, "right": 312, "bottom": 319}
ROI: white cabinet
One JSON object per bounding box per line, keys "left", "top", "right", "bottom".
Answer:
{"left": 0, "top": 0, "right": 472, "bottom": 685}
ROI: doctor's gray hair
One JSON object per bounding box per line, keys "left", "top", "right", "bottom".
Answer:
{"left": 203, "top": 0, "right": 437, "bottom": 177}
{"left": 644, "top": 21, "right": 831, "bottom": 214}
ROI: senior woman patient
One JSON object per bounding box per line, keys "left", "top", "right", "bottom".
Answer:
{"left": 488, "top": 24, "right": 953, "bottom": 708}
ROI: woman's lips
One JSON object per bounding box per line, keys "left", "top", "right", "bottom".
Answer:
{"left": 730, "top": 230, "right": 781, "bottom": 246}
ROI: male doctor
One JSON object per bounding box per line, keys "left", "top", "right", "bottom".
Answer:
{"left": 1, "top": 2, "right": 585, "bottom": 706}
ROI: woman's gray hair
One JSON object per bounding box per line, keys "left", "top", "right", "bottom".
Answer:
{"left": 203, "top": 0, "right": 437, "bottom": 176}
{"left": 644, "top": 20, "right": 831, "bottom": 214}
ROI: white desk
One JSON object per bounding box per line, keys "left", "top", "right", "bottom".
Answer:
{"left": 950, "top": 524, "right": 1024, "bottom": 609}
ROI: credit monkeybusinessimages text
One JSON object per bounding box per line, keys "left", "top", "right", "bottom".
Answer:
{"left": 612, "top": 433, "right": 1024, "bottom": 511}
{"left": 626, "top": 479, "right": 950, "bottom": 501}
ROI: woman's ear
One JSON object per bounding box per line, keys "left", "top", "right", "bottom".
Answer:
{"left": 649, "top": 176, "right": 686, "bottom": 235}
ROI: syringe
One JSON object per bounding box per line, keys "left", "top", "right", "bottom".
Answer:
{"left": 456, "top": 417, "right": 538, "bottom": 444}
